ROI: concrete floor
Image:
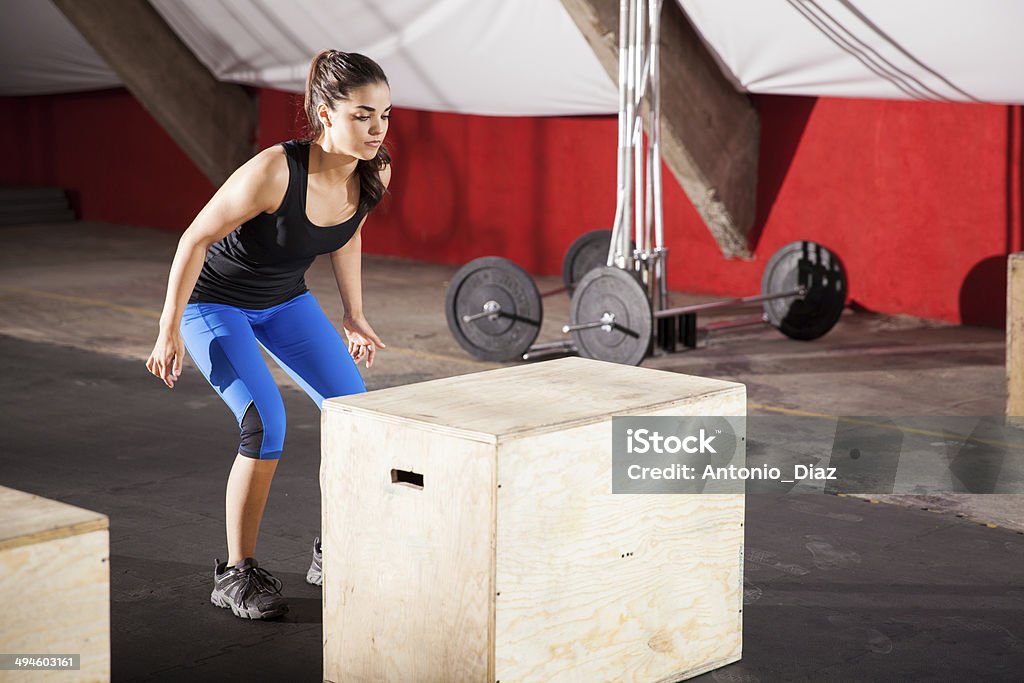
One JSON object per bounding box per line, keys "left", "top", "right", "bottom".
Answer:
{"left": 2, "top": 221, "right": 1023, "bottom": 681}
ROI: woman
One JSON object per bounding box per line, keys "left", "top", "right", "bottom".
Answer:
{"left": 145, "top": 50, "right": 391, "bottom": 620}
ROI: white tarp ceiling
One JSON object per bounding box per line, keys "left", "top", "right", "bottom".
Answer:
{"left": 677, "top": 0, "right": 1024, "bottom": 104}
{"left": 0, "top": 0, "right": 122, "bottom": 95}
{"left": 148, "top": 0, "right": 617, "bottom": 115}
{"left": 2, "top": 0, "right": 1022, "bottom": 110}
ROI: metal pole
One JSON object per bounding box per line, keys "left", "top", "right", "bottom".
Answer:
{"left": 650, "top": 0, "right": 667, "bottom": 312}
{"left": 619, "top": 0, "right": 637, "bottom": 270}
{"left": 608, "top": 0, "right": 631, "bottom": 269}
{"left": 643, "top": 0, "right": 654, "bottom": 259}
{"left": 652, "top": 287, "right": 807, "bottom": 319}
{"left": 643, "top": 0, "right": 657, "bottom": 304}
{"left": 633, "top": 0, "right": 645, "bottom": 277}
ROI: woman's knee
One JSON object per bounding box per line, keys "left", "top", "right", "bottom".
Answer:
{"left": 237, "top": 399, "right": 286, "bottom": 460}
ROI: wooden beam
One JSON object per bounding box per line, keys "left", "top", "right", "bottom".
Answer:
{"left": 52, "top": 0, "right": 257, "bottom": 187}
{"left": 561, "top": 0, "right": 760, "bottom": 258}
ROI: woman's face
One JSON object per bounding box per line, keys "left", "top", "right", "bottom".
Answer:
{"left": 319, "top": 82, "right": 391, "bottom": 161}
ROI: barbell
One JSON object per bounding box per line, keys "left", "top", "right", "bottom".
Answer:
{"left": 563, "top": 240, "right": 847, "bottom": 364}
{"left": 445, "top": 239, "right": 847, "bottom": 365}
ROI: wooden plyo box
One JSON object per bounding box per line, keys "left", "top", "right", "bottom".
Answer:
{"left": 1008, "top": 252, "right": 1024, "bottom": 417}
{"left": 0, "top": 486, "right": 110, "bottom": 682}
{"left": 321, "top": 356, "right": 745, "bottom": 682}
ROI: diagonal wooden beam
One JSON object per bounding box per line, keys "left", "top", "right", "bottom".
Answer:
{"left": 52, "top": 0, "right": 257, "bottom": 187}
{"left": 561, "top": 0, "right": 759, "bottom": 258}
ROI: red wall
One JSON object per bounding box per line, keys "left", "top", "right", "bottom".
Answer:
{"left": 2, "top": 87, "right": 1020, "bottom": 327}
{"left": 749, "top": 97, "right": 1020, "bottom": 327}
{"left": 0, "top": 89, "right": 214, "bottom": 229}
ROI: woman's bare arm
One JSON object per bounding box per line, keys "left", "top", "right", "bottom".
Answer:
{"left": 329, "top": 163, "right": 391, "bottom": 368}
{"left": 328, "top": 163, "right": 391, "bottom": 318}
{"left": 329, "top": 215, "right": 368, "bottom": 318}
{"left": 147, "top": 146, "right": 288, "bottom": 388}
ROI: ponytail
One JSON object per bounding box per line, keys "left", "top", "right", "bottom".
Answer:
{"left": 302, "top": 49, "right": 391, "bottom": 214}
{"left": 303, "top": 50, "right": 333, "bottom": 142}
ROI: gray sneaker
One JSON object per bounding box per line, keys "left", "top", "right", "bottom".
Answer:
{"left": 305, "top": 536, "right": 322, "bottom": 586}
{"left": 210, "top": 557, "right": 288, "bottom": 620}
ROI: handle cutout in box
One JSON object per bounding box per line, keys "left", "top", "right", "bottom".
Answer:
{"left": 391, "top": 468, "right": 424, "bottom": 489}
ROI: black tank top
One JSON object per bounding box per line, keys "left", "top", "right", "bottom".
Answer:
{"left": 188, "top": 139, "right": 368, "bottom": 309}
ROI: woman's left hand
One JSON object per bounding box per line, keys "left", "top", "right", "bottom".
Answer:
{"left": 343, "top": 313, "right": 386, "bottom": 368}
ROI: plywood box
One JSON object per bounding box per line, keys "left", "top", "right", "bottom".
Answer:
{"left": 0, "top": 486, "right": 110, "bottom": 682}
{"left": 321, "top": 356, "right": 745, "bottom": 682}
{"left": 1008, "top": 252, "right": 1024, "bottom": 417}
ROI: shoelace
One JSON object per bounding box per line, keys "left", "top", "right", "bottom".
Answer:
{"left": 236, "top": 565, "right": 283, "bottom": 594}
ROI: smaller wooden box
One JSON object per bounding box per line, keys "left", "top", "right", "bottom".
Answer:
{"left": 1008, "top": 252, "right": 1024, "bottom": 416}
{"left": 321, "top": 356, "right": 745, "bottom": 682}
{"left": 0, "top": 486, "right": 111, "bottom": 682}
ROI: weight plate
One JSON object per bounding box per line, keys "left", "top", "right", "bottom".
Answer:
{"left": 568, "top": 266, "right": 652, "bottom": 366}
{"left": 445, "top": 256, "right": 542, "bottom": 362}
{"left": 563, "top": 229, "right": 612, "bottom": 292}
{"left": 562, "top": 229, "right": 637, "bottom": 293}
{"left": 761, "top": 240, "right": 847, "bottom": 341}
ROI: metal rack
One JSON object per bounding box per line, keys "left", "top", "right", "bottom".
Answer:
{"left": 444, "top": 0, "right": 848, "bottom": 366}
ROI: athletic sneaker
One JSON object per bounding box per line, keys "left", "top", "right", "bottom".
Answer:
{"left": 210, "top": 557, "right": 288, "bottom": 620}
{"left": 306, "top": 536, "right": 322, "bottom": 586}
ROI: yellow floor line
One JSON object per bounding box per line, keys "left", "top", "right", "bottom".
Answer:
{"left": 387, "top": 346, "right": 496, "bottom": 367}
{"left": 749, "top": 402, "right": 1024, "bottom": 451}
{"left": 0, "top": 285, "right": 495, "bottom": 368}
{"left": 0, "top": 285, "right": 161, "bottom": 318}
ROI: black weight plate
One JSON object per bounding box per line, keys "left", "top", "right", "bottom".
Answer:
{"left": 445, "top": 256, "right": 542, "bottom": 362}
{"left": 568, "top": 266, "right": 652, "bottom": 366}
{"left": 761, "top": 240, "right": 847, "bottom": 341}
{"left": 563, "top": 229, "right": 612, "bottom": 293}
{"left": 562, "top": 229, "right": 637, "bottom": 293}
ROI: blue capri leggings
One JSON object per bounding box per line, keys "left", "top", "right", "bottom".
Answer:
{"left": 179, "top": 291, "right": 366, "bottom": 460}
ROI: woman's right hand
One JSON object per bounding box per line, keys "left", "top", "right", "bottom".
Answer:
{"left": 146, "top": 329, "right": 185, "bottom": 389}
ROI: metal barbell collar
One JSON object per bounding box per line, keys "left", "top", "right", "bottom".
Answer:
{"left": 461, "top": 300, "right": 501, "bottom": 323}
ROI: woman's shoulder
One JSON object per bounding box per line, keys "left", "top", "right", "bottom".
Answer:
{"left": 251, "top": 139, "right": 310, "bottom": 165}
{"left": 255, "top": 141, "right": 296, "bottom": 164}
{"left": 247, "top": 143, "right": 294, "bottom": 182}
{"left": 226, "top": 144, "right": 292, "bottom": 215}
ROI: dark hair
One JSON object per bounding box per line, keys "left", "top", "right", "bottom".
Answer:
{"left": 303, "top": 50, "right": 391, "bottom": 213}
